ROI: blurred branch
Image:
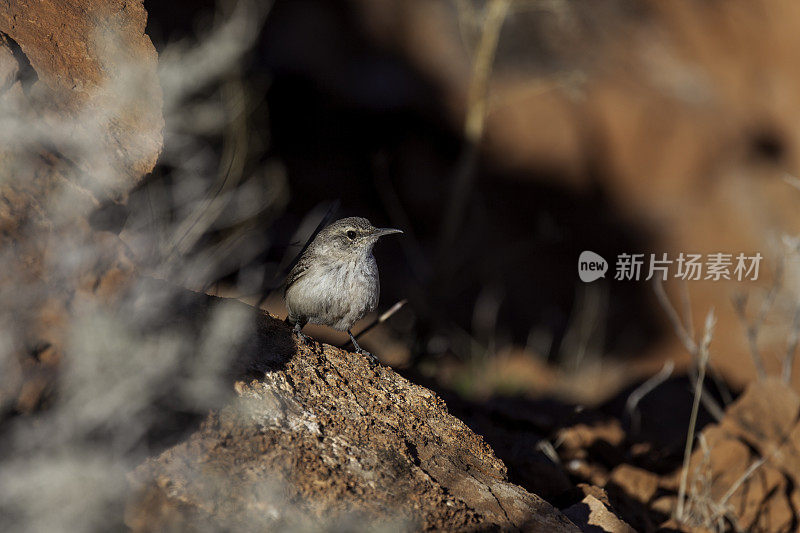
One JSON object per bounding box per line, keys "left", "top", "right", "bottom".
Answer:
{"left": 535, "top": 439, "right": 561, "bottom": 465}
{"left": 679, "top": 279, "right": 695, "bottom": 345}
{"left": 464, "top": 0, "right": 510, "bottom": 144}
{"left": 783, "top": 304, "right": 800, "bottom": 383}
{"left": 675, "top": 309, "right": 716, "bottom": 523}
{"left": 167, "top": 72, "right": 249, "bottom": 263}
{"left": 438, "top": 0, "right": 509, "bottom": 271}
{"left": 151, "top": 0, "right": 273, "bottom": 287}
{"left": 624, "top": 360, "right": 674, "bottom": 436}
{"left": 341, "top": 300, "right": 408, "bottom": 349}
{"left": 653, "top": 279, "right": 724, "bottom": 421}
{"left": 653, "top": 279, "right": 697, "bottom": 354}
{"left": 558, "top": 282, "right": 607, "bottom": 372}
{"left": 731, "top": 258, "right": 783, "bottom": 381}
{"left": 716, "top": 453, "right": 770, "bottom": 513}
{"left": 783, "top": 172, "right": 800, "bottom": 192}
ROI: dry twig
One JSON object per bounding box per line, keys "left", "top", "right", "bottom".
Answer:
{"left": 675, "top": 309, "right": 716, "bottom": 522}
{"left": 731, "top": 259, "right": 784, "bottom": 380}
{"left": 653, "top": 279, "right": 724, "bottom": 420}
{"left": 341, "top": 300, "right": 408, "bottom": 349}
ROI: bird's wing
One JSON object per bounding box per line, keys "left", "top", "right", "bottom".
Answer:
{"left": 284, "top": 254, "right": 311, "bottom": 295}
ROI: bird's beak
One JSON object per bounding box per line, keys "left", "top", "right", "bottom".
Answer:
{"left": 373, "top": 227, "right": 403, "bottom": 238}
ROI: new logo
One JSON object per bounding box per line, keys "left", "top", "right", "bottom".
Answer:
{"left": 578, "top": 251, "right": 608, "bottom": 282}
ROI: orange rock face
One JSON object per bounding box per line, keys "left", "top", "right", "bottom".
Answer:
{"left": 0, "top": 0, "right": 162, "bottom": 413}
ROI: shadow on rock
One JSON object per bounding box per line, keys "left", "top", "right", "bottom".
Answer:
{"left": 119, "top": 277, "right": 297, "bottom": 451}
{"left": 126, "top": 315, "right": 580, "bottom": 532}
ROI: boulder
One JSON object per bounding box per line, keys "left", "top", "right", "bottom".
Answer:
{"left": 0, "top": 0, "right": 162, "bottom": 414}
{"left": 127, "top": 308, "right": 580, "bottom": 532}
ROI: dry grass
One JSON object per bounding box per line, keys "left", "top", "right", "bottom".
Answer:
{"left": 673, "top": 307, "right": 716, "bottom": 523}
{"left": 657, "top": 252, "right": 800, "bottom": 530}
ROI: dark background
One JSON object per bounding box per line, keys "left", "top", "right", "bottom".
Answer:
{"left": 139, "top": 0, "right": 664, "bottom": 371}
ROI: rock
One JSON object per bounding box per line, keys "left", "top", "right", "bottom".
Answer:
{"left": 0, "top": 0, "right": 163, "bottom": 193}
{"left": 450, "top": 395, "right": 576, "bottom": 502}
{"left": 667, "top": 379, "right": 800, "bottom": 531}
{"left": 553, "top": 484, "right": 614, "bottom": 514}
{"left": 577, "top": 484, "right": 613, "bottom": 508}
{"left": 650, "top": 495, "right": 676, "bottom": 517}
{"left": 556, "top": 419, "right": 627, "bottom": 487}
{"left": 127, "top": 308, "right": 580, "bottom": 532}
{"left": 609, "top": 465, "right": 660, "bottom": 505}
{"left": 557, "top": 421, "right": 626, "bottom": 452}
{"left": 0, "top": 0, "right": 162, "bottom": 413}
{"left": 604, "top": 464, "right": 666, "bottom": 532}
{"left": 562, "top": 495, "right": 636, "bottom": 533}
{"left": 718, "top": 378, "right": 800, "bottom": 482}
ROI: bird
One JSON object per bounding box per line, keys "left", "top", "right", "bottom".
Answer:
{"left": 284, "top": 216, "right": 402, "bottom": 360}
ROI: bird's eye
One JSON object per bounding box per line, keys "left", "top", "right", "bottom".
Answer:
{"left": 346, "top": 230, "right": 357, "bottom": 240}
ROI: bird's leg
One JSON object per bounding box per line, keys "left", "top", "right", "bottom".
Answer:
{"left": 290, "top": 318, "right": 312, "bottom": 345}
{"left": 348, "top": 329, "right": 377, "bottom": 363}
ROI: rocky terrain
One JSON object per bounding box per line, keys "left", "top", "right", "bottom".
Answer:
{"left": 126, "top": 297, "right": 580, "bottom": 531}
{"left": 0, "top": 0, "right": 161, "bottom": 413}
{"left": 5, "top": 1, "right": 800, "bottom": 532}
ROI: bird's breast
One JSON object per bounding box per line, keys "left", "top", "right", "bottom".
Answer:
{"left": 333, "top": 255, "right": 379, "bottom": 308}
{"left": 285, "top": 254, "right": 379, "bottom": 330}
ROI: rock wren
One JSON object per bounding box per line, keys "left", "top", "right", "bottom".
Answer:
{"left": 284, "top": 216, "right": 402, "bottom": 359}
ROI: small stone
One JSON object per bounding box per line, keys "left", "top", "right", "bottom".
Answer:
{"left": 562, "top": 495, "right": 636, "bottom": 533}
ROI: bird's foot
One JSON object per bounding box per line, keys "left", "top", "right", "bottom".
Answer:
{"left": 355, "top": 347, "right": 379, "bottom": 365}
{"left": 346, "top": 329, "right": 379, "bottom": 366}
{"left": 293, "top": 329, "right": 314, "bottom": 346}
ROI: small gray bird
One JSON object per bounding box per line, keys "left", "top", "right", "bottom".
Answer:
{"left": 284, "top": 216, "right": 402, "bottom": 359}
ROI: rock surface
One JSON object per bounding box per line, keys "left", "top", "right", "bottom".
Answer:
{"left": 127, "top": 307, "right": 581, "bottom": 532}
{"left": 587, "top": 378, "right": 800, "bottom": 532}
{"left": 0, "top": 0, "right": 163, "bottom": 193}
{"left": 0, "top": 0, "right": 162, "bottom": 414}
{"left": 671, "top": 378, "right": 800, "bottom": 532}
{"left": 563, "top": 495, "right": 636, "bottom": 533}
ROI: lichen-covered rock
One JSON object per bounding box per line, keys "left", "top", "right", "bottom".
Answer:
{"left": 127, "top": 310, "right": 580, "bottom": 532}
